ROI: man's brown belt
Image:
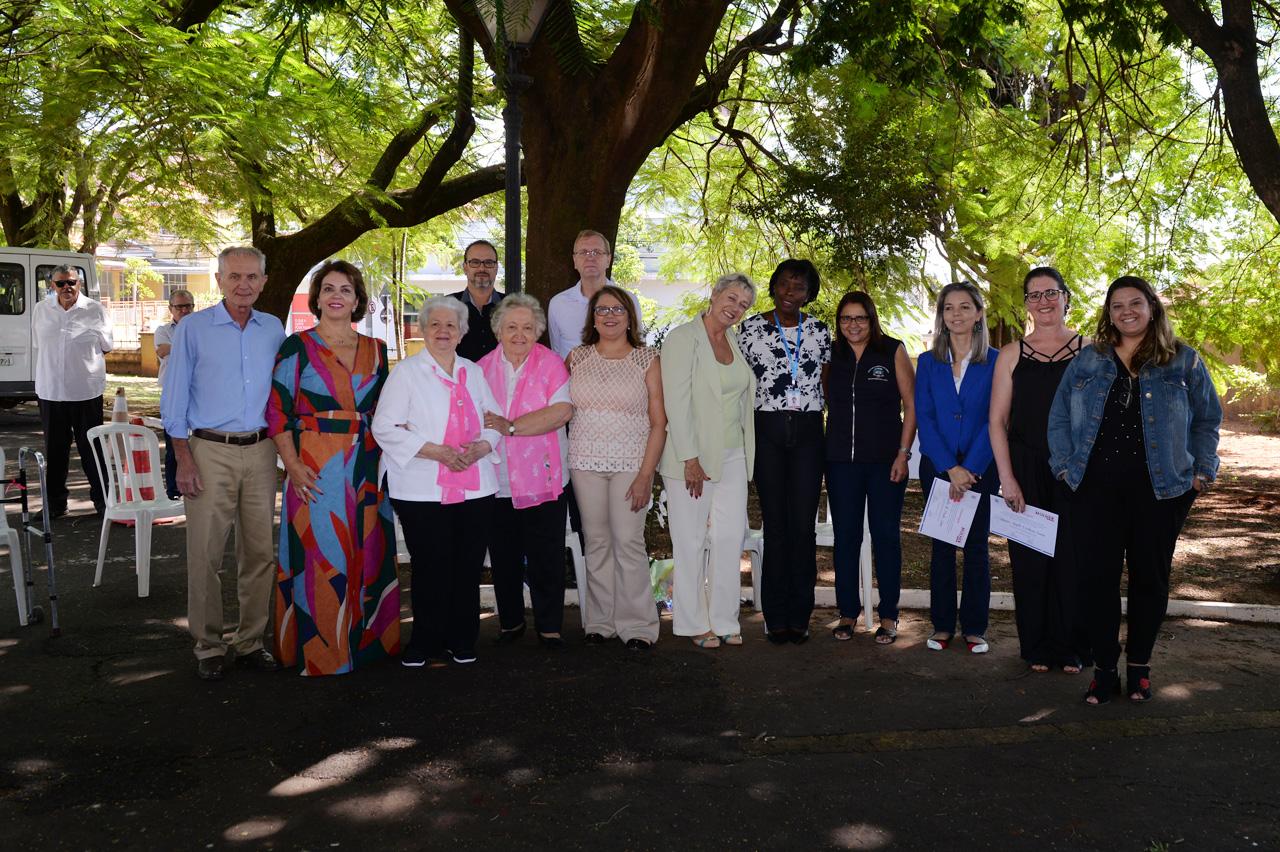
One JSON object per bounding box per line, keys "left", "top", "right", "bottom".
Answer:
{"left": 191, "top": 428, "right": 270, "bottom": 446}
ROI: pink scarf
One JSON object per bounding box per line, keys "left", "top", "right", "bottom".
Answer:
{"left": 479, "top": 343, "right": 567, "bottom": 509}
{"left": 435, "top": 363, "right": 481, "bottom": 504}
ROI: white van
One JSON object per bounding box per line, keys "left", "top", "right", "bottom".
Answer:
{"left": 0, "top": 247, "right": 100, "bottom": 407}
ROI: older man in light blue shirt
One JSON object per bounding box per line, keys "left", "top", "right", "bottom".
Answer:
{"left": 161, "top": 246, "right": 285, "bottom": 682}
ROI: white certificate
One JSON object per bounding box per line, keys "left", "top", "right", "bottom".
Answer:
{"left": 918, "top": 478, "right": 982, "bottom": 546}
{"left": 989, "top": 496, "right": 1059, "bottom": 557}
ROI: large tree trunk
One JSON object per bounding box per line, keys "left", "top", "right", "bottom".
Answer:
{"left": 1160, "top": 0, "right": 1280, "bottom": 224}
{"left": 451, "top": 0, "right": 735, "bottom": 305}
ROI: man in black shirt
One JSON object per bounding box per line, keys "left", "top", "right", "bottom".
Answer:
{"left": 451, "top": 239, "right": 504, "bottom": 362}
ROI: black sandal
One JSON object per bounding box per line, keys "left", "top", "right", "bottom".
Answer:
{"left": 832, "top": 621, "right": 855, "bottom": 641}
{"left": 1127, "top": 664, "right": 1153, "bottom": 703}
{"left": 1084, "top": 668, "right": 1120, "bottom": 706}
{"left": 874, "top": 620, "right": 899, "bottom": 645}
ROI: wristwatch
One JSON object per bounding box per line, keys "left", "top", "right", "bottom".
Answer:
{"left": 898, "top": 446, "right": 912, "bottom": 460}
{"left": 507, "top": 423, "right": 517, "bottom": 436}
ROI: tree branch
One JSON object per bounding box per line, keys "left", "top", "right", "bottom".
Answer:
{"left": 671, "top": 0, "right": 800, "bottom": 133}
{"left": 168, "top": 0, "right": 228, "bottom": 32}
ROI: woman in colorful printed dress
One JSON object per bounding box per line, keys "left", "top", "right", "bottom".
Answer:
{"left": 267, "top": 260, "right": 400, "bottom": 675}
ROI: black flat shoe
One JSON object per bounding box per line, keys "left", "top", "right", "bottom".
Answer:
{"left": 235, "top": 649, "right": 280, "bottom": 671}
{"left": 538, "top": 634, "right": 565, "bottom": 650}
{"left": 625, "top": 638, "right": 652, "bottom": 651}
{"left": 196, "top": 656, "right": 225, "bottom": 681}
{"left": 789, "top": 629, "right": 811, "bottom": 645}
{"left": 765, "top": 629, "right": 790, "bottom": 646}
{"left": 494, "top": 623, "right": 527, "bottom": 645}
{"left": 584, "top": 632, "right": 607, "bottom": 646}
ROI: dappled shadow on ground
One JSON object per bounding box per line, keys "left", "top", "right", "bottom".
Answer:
{"left": 3, "top": 567, "right": 1280, "bottom": 850}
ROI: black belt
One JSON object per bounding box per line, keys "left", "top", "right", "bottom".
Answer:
{"left": 192, "top": 428, "right": 270, "bottom": 446}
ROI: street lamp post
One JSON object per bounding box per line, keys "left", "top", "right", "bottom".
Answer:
{"left": 479, "top": 0, "right": 551, "bottom": 294}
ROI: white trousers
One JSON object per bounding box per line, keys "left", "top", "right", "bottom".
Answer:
{"left": 664, "top": 448, "right": 748, "bottom": 637}
{"left": 570, "top": 468, "right": 660, "bottom": 643}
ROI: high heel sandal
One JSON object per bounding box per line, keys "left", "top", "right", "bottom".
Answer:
{"left": 1084, "top": 667, "right": 1120, "bottom": 706}
{"left": 1127, "top": 664, "right": 1153, "bottom": 703}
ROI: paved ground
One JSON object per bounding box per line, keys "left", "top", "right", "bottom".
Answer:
{"left": 2, "top": 408, "right": 1278, "bottom": 851}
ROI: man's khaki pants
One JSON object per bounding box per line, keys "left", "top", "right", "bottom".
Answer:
{"left": 186, "top": 436, "right": 278, "bottom": 661}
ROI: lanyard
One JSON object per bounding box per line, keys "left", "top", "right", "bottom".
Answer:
{"left": 773, "top": 311, "right": 804, "bottom": 386}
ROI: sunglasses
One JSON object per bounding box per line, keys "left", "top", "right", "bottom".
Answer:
{"left": 52, "top": 279, "right": 79, "bottom": 289}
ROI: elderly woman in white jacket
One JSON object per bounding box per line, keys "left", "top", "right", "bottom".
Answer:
{"left": 372, "top": 296, "right": 502, "bottom": 668}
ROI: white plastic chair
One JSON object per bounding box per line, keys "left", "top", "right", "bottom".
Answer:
{"left": 565, "top": 518, "right": 587, "bottom": 626}
{"left": 749, "top": 505, "right": 875, "bottom": 631}
{"left": 87, "top": 423, "right": 185, "bottom": 597}
{"left": 1, "top": 446, "right": 28, "bottom": 625}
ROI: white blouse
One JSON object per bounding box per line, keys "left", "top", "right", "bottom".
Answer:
{"left": 372, "top": 351, "right": 504, "bottom": 502}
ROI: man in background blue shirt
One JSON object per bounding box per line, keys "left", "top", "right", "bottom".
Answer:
{"left": 161, "top": 246, "right": 285, "bottom": 681}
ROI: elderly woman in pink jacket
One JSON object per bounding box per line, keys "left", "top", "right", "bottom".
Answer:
{"left": 478, "top": 293, "right": 575, "bottom": 649}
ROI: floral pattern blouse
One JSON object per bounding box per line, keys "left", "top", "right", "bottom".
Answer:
{"left": 737, "top": 313, "right": 831, "bottom": 412}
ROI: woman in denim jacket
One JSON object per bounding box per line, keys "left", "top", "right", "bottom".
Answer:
{"left": 1048, "top": 275, "right": 1221, "bottom": 705}
{"left": 915, "top": 281, "right": 1001, "bottom": 655}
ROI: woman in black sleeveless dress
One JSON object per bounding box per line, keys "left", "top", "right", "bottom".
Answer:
{"left": 990, "top": 267, "right": 1091, "bottom": 673}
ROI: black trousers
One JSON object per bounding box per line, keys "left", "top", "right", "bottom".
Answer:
{"left": 1008, "top": 442, "right": 1090, "bottom": 667}
{"left": 1071, "top": 472, "right": 1196, "bottom": 671}
{"left": 38, "top": 396, "right": 105, "bottom": 513}
{"left": 391, "top": 496, "right": 494, "bottom": 657}
{"left": 753, "top": 410, "right": 825, "bottom": 633}
{"left": 489, "top": 493, "right": 568, "bottom": 634}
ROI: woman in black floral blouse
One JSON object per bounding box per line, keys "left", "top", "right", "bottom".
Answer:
{"left": 738, "top": 259, "right": 832, "bottom": 644}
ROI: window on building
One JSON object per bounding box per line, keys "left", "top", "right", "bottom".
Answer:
{"left": 35, "top": 264, "right": 91, "bottom": 299}
{"left": 161, "top": 272, "right": 189, "bottom": 300}
{"left": 0, "top": 263, "right": 24, "bottom": 315}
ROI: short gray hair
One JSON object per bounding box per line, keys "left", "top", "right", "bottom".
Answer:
{"left": 710, "top": 271, "right": 757, "bottom": 304}
{"left": 420, "top": 294, "right": 469, "bottom": 337}
{"left": 491, "top": 292, "right": 547, "bottom": 338}
{"left": 168, "top": 288, "right": 194, "bottom": 305}
{"left": 574, "top": 229, "right": 611, "bottom": 254}
{"left": 50, "top": 264, "right": 80, "bottom": 281}
{"left": 218, "top": 246, "right": 266, "bottom": 275}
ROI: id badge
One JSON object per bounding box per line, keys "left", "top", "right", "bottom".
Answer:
{"left": 784, "top": 387, "right": 804, "bottom": 410}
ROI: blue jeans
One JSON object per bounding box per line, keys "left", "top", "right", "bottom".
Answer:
{"left": 826, "top": 460, "right": 907, "bottom": 622}
{"left": 919, "top": 456, "right": 1000, "bottom": 636}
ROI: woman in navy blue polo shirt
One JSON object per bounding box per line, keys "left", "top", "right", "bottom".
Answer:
{"left": 915, "top": 281, "right": 1000, "bottom": 655}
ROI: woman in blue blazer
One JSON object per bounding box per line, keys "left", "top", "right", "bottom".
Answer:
{"left": 915, "top": 281, "right": 1001, "bottom": 654}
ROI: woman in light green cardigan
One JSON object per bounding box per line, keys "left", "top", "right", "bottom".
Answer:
{"left": 660, "top": 273, "right": 757, "bottom": 648}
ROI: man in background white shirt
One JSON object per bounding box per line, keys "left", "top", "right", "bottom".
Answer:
{"left": 153, "top": 288, "right": 195, "bottom": 499}
{"left": 547, "top": 230, "right": 641, "bottom": 358}
{"left": 33, "top": 265, "right": 113, "bottom": 518}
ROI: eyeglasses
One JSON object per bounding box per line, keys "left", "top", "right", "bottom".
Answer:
{"left": 170, "top": 303, "right": 195, "bottom": 311}
{"left": 52, "top": 279, "right": 78, "bottom": 289}
{"left": 574, "top": 249, "right": 610, "bottom": 258}
{"left": 838, "top": 315, "right": 870, "bottom": 325}
{"left": 1117, "top": 375, "right": 1135, "bottom": 409}
{"left": 593, "top": 305, "right": 627, "bottom": 316}
{"left": 1024, "top": 289, "right": 1065, "bottom": 303}
{"left": 465, "top": 259, "right": 498, "bottom": 269}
